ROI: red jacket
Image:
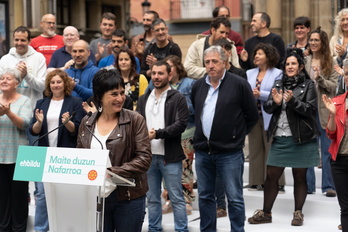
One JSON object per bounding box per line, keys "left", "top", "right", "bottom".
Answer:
{"left": 327, "top": 92, "right": 348, "bottom": 160}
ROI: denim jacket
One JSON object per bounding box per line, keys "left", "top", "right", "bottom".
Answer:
{"left": 146, "top": 77, "right": 196, "bottom": 129}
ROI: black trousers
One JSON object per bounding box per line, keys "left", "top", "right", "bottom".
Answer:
{"left": 331, "top": 156, "right": 348, "bottom": 232}
{"left": 0, "top": 164, "right": 28, "bottom": 232}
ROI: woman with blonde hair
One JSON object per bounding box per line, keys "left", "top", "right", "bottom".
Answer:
{"left": 330, "top": 8, "right": 348, "bottom": 66}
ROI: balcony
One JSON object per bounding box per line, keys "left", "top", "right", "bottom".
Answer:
{"left": 170, "top": 0, "right": 227, "bottom": 21}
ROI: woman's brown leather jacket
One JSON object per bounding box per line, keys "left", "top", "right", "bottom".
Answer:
{"left": 77, "top": 109, "right": 152, "bottom": 201}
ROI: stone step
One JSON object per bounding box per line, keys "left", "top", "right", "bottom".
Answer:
{"left": 27, "top": 162, "right": 338, "bottom": 232}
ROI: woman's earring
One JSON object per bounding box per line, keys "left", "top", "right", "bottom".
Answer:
{"left": 98, "top": 106, "right": 103, "bottom": 112}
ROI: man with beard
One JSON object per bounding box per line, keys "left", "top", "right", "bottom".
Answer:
{"left": 90, "top": 12, "right": 117, "bottom": 63}
{"left": 140, "top": 18, "right": 181, "bottom": 80}
{"left": 65, "top": 40, "right": 99, "bottom": 101}
{"left": 240, "top": 12, "right": 285, "bottom": 70}
{"left": 98, "top": 29, "right": 140, "bottom": 72}
{"left": 30, "top": 14, "right": 64, "bottom": 66}
{"left": 131, "top": 11, "right": 173, "bottom": 65}
{"left": 48, "top": 26, "right": 96, "bottom": 71}
{"left": 137, "top": 60, "right": 189, "bottom": 232}
{"left": 184, "top": 17, "right": 240, "bottom": 79}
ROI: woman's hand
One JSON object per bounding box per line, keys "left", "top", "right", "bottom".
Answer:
{"left": 35, "top": 109, "right": 44, "bottom": 124}
{"left": 322, "top": 94, "right": 336, "bottom": 115}
{"left": 61, "top": 112, "right": 71, "bottom": 124}
{"left": 334, "top": 64, "right": 344, "bottom": 76}
{"left": 335, "top": 44, "right": 346, "bottom": 57}
{"left": 312, "top": 65, "right": 320, "bottom": 79}
{"left": 283, "top": 90, "right": 293, "bottom": 103}
{"left": 0, "top": 102, "right": 11, "bottom": 116}
{"left": 252, "top": 87, "right": 260, "bottom": 99}
{"left": 271, "top": 88, "right": 283, "bottom": 105}
{"left": 82, "top": 101, "right": 97, "bottom": 114}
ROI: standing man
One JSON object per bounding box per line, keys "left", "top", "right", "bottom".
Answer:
{"left": 98, "top": 29, "right": 141, "bottom": 72}
{"left": 66, "top": 40, "right": 99, "bottom": 101}
{"left": 30, "top": 14, "right": 64, "bottom": 66}
{"left": 202, "top": 5, "right": 244, "bottom": 55}
{"left": 131, "top": 11, "right": 159, "bottom": 63}
{"left": 137, "top": 60, "right": 189, "bottom": 232}
{"left": 184, "top": 17, "right": 240, "bottom": 79}
{"left": 0, "top": 26, "right": 46, "bottom": 109}
{"left": 90, "top": 12, "right": 117, "bottom": 63}
{"left": 48, "top": 26, "right": 96, "bottom": 71}
{"left": 240, "top": 12, "right": 285, "bottom": 70}
{"left": 140, "top": 18, "right": 182, "bottom": 80}
{"left": 191, "top": 46, "right": 258, "bottom": 232}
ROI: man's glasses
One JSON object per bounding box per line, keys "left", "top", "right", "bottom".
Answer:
{"left": 43, "top": 21, "right": 56, "bottom": 25}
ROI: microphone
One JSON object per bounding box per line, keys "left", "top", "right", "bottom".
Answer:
{"left": 32, "top": 111, "right": 76, "bottom": 146}
{"left": 84, "top": 111, "right": 104, "bottom": 150}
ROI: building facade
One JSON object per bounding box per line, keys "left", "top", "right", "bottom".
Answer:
{"left": 0, "top": 0, "right": 130, "bottom": 58}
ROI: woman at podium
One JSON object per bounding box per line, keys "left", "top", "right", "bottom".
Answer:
{"left": 29, "top": 69, "right": 85, "bottom": 232}
{"left": 77, "top": 69, "right": 152, "bottom": 232}
{"left": 0, "top": 68, "right": 32, "bottom": 231}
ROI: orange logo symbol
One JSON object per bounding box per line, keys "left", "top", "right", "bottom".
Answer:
{"left": 88, "top": 170, "right": 97, "bottom": 181}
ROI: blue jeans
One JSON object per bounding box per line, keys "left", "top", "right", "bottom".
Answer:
{"left": 215, "top": 174, "right": 226, "bottom": 209}
{"left": 104, "top": 191, "right": 146, "bottom": 232}
{"left": 195, "top": 149, "right": 245, "bottom": 232}
{"left": 34, "top": 182, "right": 49, "bottom": 232}
{"left": 147, "top": 155, "right": 188, "bottom": 232}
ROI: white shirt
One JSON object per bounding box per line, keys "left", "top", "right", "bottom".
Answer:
{"left": 145, "top": 87, "right": 170, "bottom": 155}
{"left": 47, "top": 99, "right": 64, "bottom": 147}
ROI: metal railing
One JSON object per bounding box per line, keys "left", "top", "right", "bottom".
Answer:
{"left": 170, "top": 0, "right": 226, "bottom": 20}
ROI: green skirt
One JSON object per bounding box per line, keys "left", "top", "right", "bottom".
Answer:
{"left": 267, "top": 136, "right": 320, "bottom": 168}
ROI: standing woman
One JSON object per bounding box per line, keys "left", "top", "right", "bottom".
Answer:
{"left": 248, "top": 48, "right": 320, "bottom": 226}
{"left": 77, "top": 69, "right": 151, "bottom": 232}
{"left": 246, "top": 43, "right": 285, "bottom": 191}
{"left": 322, "top": 58, "right": 348, "bottom": 231}
{"left": 306, "top": 26, "right": 338, "bottom": 196}
{"left": 330, "top": 8, "right": 348, "bottom": 66}
{"left": 114, "top": 47, "right": 148, "bottom": 108}
{"left": 29, "top": 69, "right": 85, "bottom": 232}
{"left": 0, "top": 68, "right": 32, "bottom": 232}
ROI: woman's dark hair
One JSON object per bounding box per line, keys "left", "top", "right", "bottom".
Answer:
{"left": 252, "top": 43, "right": 280, "bottom": 68}
{"left": 308, "top": 26, "right": 333, "bottom": 76}
{"left": 93, "top": 69, "right": 125, "bottom": 110}
{"left": 44, "top": 69, "right": 73, "bottom": 97}
{"left": 163, "top": 55, "right": 187, "bottom": 80}
{"left": 114, "top": 47, "right": 139, "bottom": 85}
{"left": 283, "top": 48, "right": 310, "bottom": 79}
{"left": 293, "top": 16, "right": 311, "bottom": 29}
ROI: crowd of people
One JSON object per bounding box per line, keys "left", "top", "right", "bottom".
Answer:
{"left": 1, "top": 5, "right": 348, "bottom": 232}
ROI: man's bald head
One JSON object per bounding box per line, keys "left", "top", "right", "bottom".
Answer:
{"left": 63, "top": 26, "right": 80, "bottom": 48}
{"left": 71, "top": 40, "right": 90, "bottom": 69}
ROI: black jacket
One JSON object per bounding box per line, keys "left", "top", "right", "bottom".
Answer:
{"left": 264, "top": 78, "right": 319, "bottom": 143}
{"left": 137, "top": 88, "right": 188, "bottom": 163}
{"left": 29, "top": 95, "right": 86, "bottom": 147}
{"left": 191, "top": 71, "right": 259, "bottom": 154}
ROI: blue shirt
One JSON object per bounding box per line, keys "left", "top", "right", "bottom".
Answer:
{"left": 65, "top": 60, "right": 99, "bottom": 101}
{"left": 48, "top": 46, "right": 96, "bottom": 68}
{"left": 201, "top": 71, "right": 226, "bottom": 139}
